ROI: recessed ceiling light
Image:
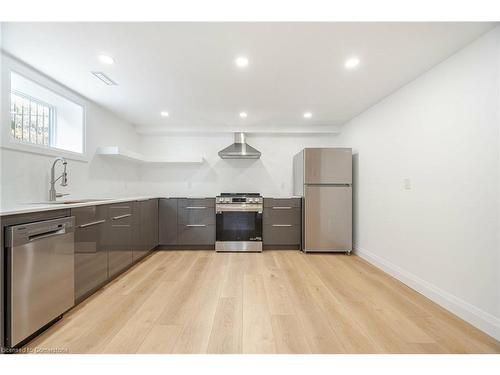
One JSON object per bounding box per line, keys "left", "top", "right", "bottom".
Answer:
{"left": 344, "top": 56, "right": 360, "bottom": 70}
{"left": 235, "top": 56, "right": 249, "bottom": 68}
{"left": 160, "top": 111, "right": 169, "bottom": 117}
{"left": 98, "top": 54, "right": 115, "bottom": 65}
{"left": 303, "top": 112, "right": 312, "bottom": 119}
{"left": 239, "top": 112, "right": 248, "bottom": 119}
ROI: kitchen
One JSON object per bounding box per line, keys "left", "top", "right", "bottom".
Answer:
{"left": 1, "top": 8, "right": 500, "bottom": 372}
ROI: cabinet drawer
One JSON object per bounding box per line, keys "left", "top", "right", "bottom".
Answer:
{"left": 71, "top": 205, "right": 106, "bottom": 226}
{"left": 177, "top": 224, "right": 215, "bottom": 245}
{"left": 108, "top": 203, "right": 132, "bottom": 219}
{"left": 263, "top": 224, "right": 301, "bottom": 245}
{"left": 263, "top": 207, "right": 301, "bottom": 226}
{"left": 178, "top": 206, "right": 215, "bottom": 225}
{"left": 264, "top": 198, "right": 301, "bottom": 208}
{"left": 178, "top": 198, "right": 215, "bottom": 208}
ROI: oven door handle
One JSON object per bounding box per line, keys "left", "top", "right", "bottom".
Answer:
{"left": 217, "top": 209, "right": 262, "bottom": 213}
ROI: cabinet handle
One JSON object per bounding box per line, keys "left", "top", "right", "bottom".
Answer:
{"left": 186, "top": 224, "right": 206, "bottom": 227}
{"left": 272, "top": 206, "right": 292, "bottom": 209}
{"left": 79, "top": 219, "right": 106, "bottom": 228}
{"left": 272, "top": 224, "right": 292, "bottom": 227}
{"left": 112, "top": 214, "right": 132, "bottom": 220}
{"left": 186, "top": 206, "right": 206, "bottom": 209}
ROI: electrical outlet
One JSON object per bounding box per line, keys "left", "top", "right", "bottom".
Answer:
{"left": 403, "top": 178, "right": 411, "bottom": 190}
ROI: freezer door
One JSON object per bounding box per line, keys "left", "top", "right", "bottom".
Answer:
{"left": 304, "top": 148, "right": 352, "bottom": 184}
{"left": 304, "top": 185, "right": 352, "bottom": 252}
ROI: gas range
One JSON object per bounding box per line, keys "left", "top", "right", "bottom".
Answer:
{"left": 215, "top": 193, "right": 263, "bottom": 252}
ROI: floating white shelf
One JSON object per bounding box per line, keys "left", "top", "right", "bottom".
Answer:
{"left": 96, "top": 146, "right": 204, "bottom": 164}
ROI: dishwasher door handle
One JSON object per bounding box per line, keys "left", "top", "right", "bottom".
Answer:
{"left": 6, "top": 216, "right": 75, "bottom": 247}
{"left": 28, "top": 227, "right": 66, "bottom": 242}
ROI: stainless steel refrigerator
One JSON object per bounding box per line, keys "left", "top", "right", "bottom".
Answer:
{"left": 293, "top": 148, "right": 352, "bottom": 253}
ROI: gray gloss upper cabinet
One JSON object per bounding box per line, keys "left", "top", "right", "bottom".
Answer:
{"left": 106, "top": 203, "right": 134, "bottom": 278}
{"left": 72, "top": 205, "right": 108, "bottom": 302}
{"left": 159, "top": 198, "right": 178, "bottom": 245}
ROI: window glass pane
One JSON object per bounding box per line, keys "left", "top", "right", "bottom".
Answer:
{"left": 9, "top": 91, "right": 54, "bottom": 147}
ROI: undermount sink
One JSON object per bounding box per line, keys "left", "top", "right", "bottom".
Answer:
{"left": 28, "top": 198, "right": 112, "bottom": 205}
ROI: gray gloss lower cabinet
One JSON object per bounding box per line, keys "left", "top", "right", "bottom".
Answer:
{"left": 107, "top": 203, "right": 134, "bottom": 278}
{"left": 263, "top": 198, "right": 302, "bottom": 248}
{"left": 148, "top": 199, "right": 159, "bottom": 250}
{"left": 134, "top": 199, "right": 159, "bottom": 261}
{"left": 177, "top": 224, "right": 215, "bottom": 245}
{"left": 72, "top": 205, "right": 108, "bottom": 302}
{"left": 160, "top": 198, "right": 216, "bottom": 247}
{"left": 159, "top": 198, "right": 178, "bottom": 245}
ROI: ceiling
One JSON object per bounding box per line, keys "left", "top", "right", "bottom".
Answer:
{"left": 1, "top": 22, "right": 496, "bottom": 134}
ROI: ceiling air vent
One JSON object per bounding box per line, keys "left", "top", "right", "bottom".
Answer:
{"left": 91, "top": 71, "right": 118, "bottom": 86}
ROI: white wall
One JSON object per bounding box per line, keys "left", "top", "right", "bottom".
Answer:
{"left": 338, "top": 27, "right": 500, "bottom": 339}
{"left": 0, "top": 54, "right": 339, "bottom": 205}
{"left": 139, "top": 133, "right": 339, "bottom": 197}
{"left": 0, "top": 55, "right": 142, "bottom": 207}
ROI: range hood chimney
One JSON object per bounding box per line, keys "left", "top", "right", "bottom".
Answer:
{"left": 218, "top": 132, "right": 261, "bottom": 159}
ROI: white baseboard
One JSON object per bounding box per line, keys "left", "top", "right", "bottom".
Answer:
{"left": 355, "top": 247, "right": 500, "bottom": 342}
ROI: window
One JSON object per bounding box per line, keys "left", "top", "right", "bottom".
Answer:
{"left": 9, "top": 72, "right": 85, "bottom": 154}
{"left": 10, "top": 91, "right": 54, "bottom": 147}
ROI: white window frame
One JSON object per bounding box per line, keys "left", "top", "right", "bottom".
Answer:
{"left": 1, "top": 54, "right": 88, "bottom": 162}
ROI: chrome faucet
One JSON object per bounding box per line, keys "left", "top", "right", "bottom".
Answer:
{"left": 48, "top": 157, "right": 69, "bottom": 201}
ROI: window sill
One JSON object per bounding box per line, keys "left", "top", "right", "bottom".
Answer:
{"left": 0, "top": 141, "right": 88, "bottom": 162}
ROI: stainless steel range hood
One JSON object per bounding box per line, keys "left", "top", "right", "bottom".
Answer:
{"left": 218, "top": 132, "right": 261, "bottom": 159}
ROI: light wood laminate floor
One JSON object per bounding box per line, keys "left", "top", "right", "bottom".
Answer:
{"left": 25, "top": 251, "right": 500, "bottom": 354}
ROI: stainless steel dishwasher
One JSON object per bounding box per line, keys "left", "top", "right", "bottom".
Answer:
{"left": 5, "top": 216, "right": 75, "bottom": 348}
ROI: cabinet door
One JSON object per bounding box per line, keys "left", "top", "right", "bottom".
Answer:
{"left": 107, "top": 203, "right": 134, "bottom": 277}
{"left": 159, "top": 198, "right": 178, "bottom": 245}
{"left": 149, "top": 199, "right": 159, "bottom": 250}
{"left": 132, "top": 201, "right": 146, "bottom": 262}
{"left": 72, "top": 205, "right": 108, "bottom": 302}
{"left": 177, "top": 224, "right": 215, "bottom": 245}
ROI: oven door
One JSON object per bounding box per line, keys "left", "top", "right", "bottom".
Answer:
{"left": 216, "top": 204, "right": 262, "bottom": 251}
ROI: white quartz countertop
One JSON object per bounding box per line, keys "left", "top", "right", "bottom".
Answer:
{"left": 0, "top": 195, "right": 302, "bottom": 216}
{"left": 0, "top": 196, "right": 163, "bottom": 216}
